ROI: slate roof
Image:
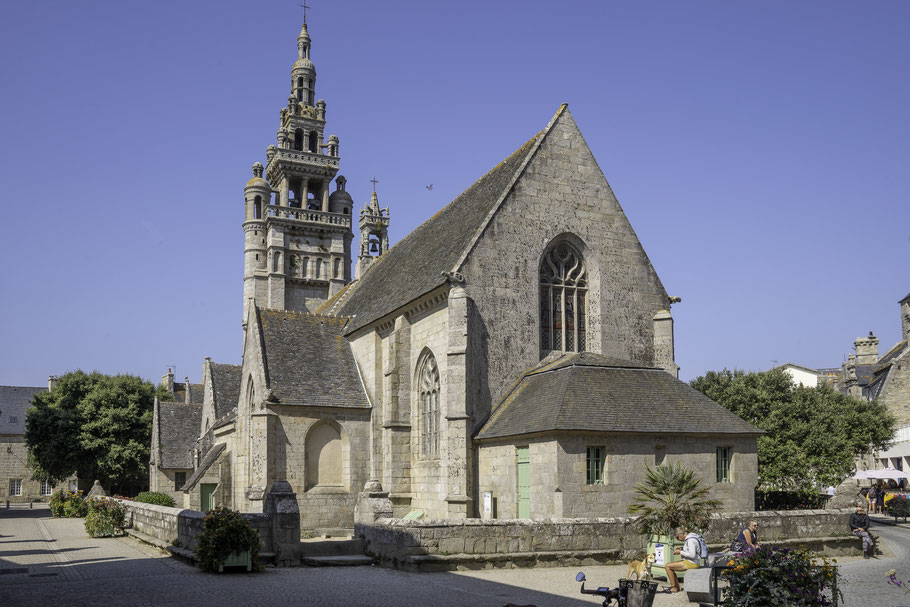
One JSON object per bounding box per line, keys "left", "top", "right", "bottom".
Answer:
{"left": 258, "top": 309, "right": 370, "bottom": 407}
{"left": 172, "top": 382, "right": 204, "bottom": 404}
{"left": 0, "top": 386, "right": 46, "bottom": 435}
{"left": 210, "top": 363, "right": 241, "bottom": 419}
{"left": 336, "top": 123, "right": 546, "bottom": 334}
{"left": 476, "top": 352, "right": 763, "bottom": 440}
{"left": 158, "top": 402, "right": 202, "bottom": 469}
{"left": 855, "top": 365, "right": 876, "bottom": 387}
{"left": 181, "top": 442, "right": 226, "bottom": 491}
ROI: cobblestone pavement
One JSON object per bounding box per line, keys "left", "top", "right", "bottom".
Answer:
{"left": 2, "top": 505, "right": 908, "bottom": 606}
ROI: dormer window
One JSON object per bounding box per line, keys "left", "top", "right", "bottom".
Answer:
{"left": 540, "top": 241, "right": 587, "bottom": 353}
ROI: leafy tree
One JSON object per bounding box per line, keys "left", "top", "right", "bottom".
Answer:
{"left": 628, "top": 462, "right": 720, "bottom": 536}
{"left": 25, "top": 370, "right": 171, "bottom": 493}
{"left": 691, "top": 368, "right": 895, "bottom": 491}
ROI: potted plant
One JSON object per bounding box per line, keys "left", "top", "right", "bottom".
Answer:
{"left": 194, "top": 507, "right": 262, "bottom": 573}
{"left": 628, "top": 463, "right": 719, "bottom": 581}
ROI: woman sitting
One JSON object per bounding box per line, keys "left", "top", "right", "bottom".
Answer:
{"left": 730, "top": 520, "right": 759, "bottom": 552}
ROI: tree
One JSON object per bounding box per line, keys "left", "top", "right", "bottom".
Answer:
{"left": 690, "top": 368, "right": 895, "bottom": 491}
{"left": 628, "top": 462, "right": 720, "bottom": 536}
{"left": 25, "top": 370, "right": 171, "bottom": 493}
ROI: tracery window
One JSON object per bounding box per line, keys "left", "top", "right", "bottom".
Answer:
{"left": 540, "top": 242, "right": 587, "bottom": 352}
{"left": 419, "top": 352, "right": 440, "bottom": 457}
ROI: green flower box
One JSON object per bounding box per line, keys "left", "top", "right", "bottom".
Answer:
{"left": 218, "top": 550, "right": 252, "bottom": 573}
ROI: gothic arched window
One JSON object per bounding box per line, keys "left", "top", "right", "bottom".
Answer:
{"left": 540, "top": 241, "right": 587, "bottom": 353}
{"left": 293, "top": 128, "right": 304, "bottom": 151}
{"left": 419, "top": 352, "right": 440, "bottom": 457}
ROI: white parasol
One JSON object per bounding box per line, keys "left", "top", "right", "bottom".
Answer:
{"left": 864, "top": 467, "right": 909, "bottom": 480}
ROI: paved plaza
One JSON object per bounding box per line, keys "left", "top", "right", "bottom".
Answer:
{"left": 2, "top": 505, "right": 909, "bottom": 606}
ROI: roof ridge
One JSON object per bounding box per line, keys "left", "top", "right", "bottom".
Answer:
{"left": 451, "top": 103, "right": 568, "bottom": 274}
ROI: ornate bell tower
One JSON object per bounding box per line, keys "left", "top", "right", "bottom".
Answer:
{"left": 355, "top": 189, "right": 390, "bottom": 280}
{"left": 242, "top": 20, "right": 354, "bottom": 322}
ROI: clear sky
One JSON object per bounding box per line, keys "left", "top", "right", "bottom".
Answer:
{"left": 1, "top": 1, "right": 907, "bottom": 387}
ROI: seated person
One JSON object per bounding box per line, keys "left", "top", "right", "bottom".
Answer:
{"left": 850, "top": 505, "right": 874, "bottom": 559}
{"left": 730, "top": 520, "right": 759, "bottom": 552}
{"left": 665, "top": 529, "right": 706, "bottom": 593}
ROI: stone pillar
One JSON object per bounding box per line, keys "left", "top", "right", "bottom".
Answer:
{"left": 383, "top": 315, "right": 412, "bottom": 506}
{"left": 354, "top": 479, "right": 394, "bottom": 536}
{"left": 246, "top": 408, "right": 278, "bottom": 513}
{"left": 653, "top": 310, "right": 679, "bottom": 378}
{"left": 279, "top": 178, "right": 289, "bottom": 207}
{"left": 444, "top": 278, "right": 474, "bottom": 518}
{"left": 301, "top": 179, "right": 309, "bottom": 207}
{"left": 901, "top": 294, "right": 910, "bottom": 343}
{"left": 263, "top": 480, "right": 301, "bottom": 566}
{"left": 321, "top": 179, "right": 330, "bottom": 212}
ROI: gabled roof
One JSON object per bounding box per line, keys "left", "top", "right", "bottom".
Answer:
{"left": 0, "top": 386, "right": 46, "bottom": 435}
{"left": 210, "top": 363, "right": 241, "bottom": 419}
{"left": 476, "top": 352, "right": 763, "bottom": 440}
{"left": 336, "top": 107, "right": 563, "bottom": 334}
{"left": 776, "top": 363, "right": 821, "bottom": 376}
{"left": 181, "top": 442, "right": 226, "bottom": 492}
{"left": 158, "top": 402, "right": 202, "bottom": 469}
{"left": 258, "top": 308, "right": 370, "bottom": 408}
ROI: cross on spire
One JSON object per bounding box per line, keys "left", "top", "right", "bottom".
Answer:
{"left": 298, "top": 1, "right": 310, "bottom": 24}
{"left": 370, "top": 177, "right": 379, "bottom": 192}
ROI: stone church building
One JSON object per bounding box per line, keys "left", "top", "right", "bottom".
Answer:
{"left": 152, "top": 19, "right": 761, "bottom": 529}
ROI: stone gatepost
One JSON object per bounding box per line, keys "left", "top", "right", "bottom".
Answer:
{"left": 263, "top": 480, "right": 301, "bottom": 567}
{"left": 86, "top": 480, "right": 107, "bottom": 498}
{"left": 354, "top": 479, "right": 394, "bottom": 536}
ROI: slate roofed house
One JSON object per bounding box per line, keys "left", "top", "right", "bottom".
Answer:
{"left": 1, "top": 381, "right": 74, "bottom": 502}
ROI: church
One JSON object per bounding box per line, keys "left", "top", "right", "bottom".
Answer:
{"left": 150, "top": 19, "right": 761, "bottom": 530}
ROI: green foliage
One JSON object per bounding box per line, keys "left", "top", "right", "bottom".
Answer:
{"left": 195, "top": 508, "right": 262, "bottom": 573}
{"left": 135, "top": 491, "right": 176, "bottom": 507}
{"left": 628, "top": 463, "right": 720, "bottom": 536}
{"left": 723, "top": 546, "right": 839, "bottom": 606}
{"left": 886, "top": 496, "right": 910, "bottom": 520}
{"left": 25, "top": 370, "right": 167, "bottom": 492}
{"left": 691, "top": 369, "right": 895, "bottom": 490}
{"left": 84, "top": 498, "right": 125, "bottom": 537}
{"left": 49, "top": 489, "right": 87, "bottom": 518}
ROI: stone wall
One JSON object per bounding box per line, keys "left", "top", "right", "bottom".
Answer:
{"left": 119, "top": 480, "right": 300, "bottom": 564}
{"left": 879, "top": 349, "right": 910, "bottom": 426}
{"left": 358, "top": 508, "right": 858, "bottom": 570}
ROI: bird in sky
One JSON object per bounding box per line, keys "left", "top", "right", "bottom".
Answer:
{"left": 426, "top": 184, "right": 433, "bottom": 191}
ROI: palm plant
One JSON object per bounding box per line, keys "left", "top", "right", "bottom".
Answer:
{"left": 628, "top": 463, "right": 720, "bottom": 536}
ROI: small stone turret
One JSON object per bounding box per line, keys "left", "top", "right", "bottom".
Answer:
{"left": 355, "top": 189, "right": 390, "bottom": 280}
{"left": 854, "top": 332, "right": 879, "bottom": 365}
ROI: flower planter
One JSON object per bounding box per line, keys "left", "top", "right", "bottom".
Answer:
{"left": 218, "top": 550, "right": 252, "bottom": 573}
{"left": 647, "top": 534, "right": 688, "bottom": 581}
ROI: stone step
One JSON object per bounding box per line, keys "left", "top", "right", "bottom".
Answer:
{"left": 302, "top": 555, "right": 373, "bottom": 567}
{"left": 300, "top": 537, "right": 365, "bottom": 557}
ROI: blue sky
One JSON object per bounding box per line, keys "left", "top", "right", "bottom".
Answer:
{"left": 1, "top": 1, "right": 907, "bottom": 386}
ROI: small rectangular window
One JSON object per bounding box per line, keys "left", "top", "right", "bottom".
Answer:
{"left": 586, "top": 447, "right": 605, "bottom": 485}
{"left": 716, "top": 447, "right": 732, "bottom": 483}
{"left": 8, "top": 416, "right": 17, "bottom": 424}
{"left": 40, "top": 480, "right": 52, "bottom": 496}
{"left": 175, "top": 471, "right": 186, "bottom": 491}
{"left": 10, "top": 479, "right": 22, "bottom": 496}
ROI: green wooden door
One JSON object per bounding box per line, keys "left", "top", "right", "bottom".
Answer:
{"left": 201, "top": 483, "right": 217, "bottom": 512}
{"left": 516, "top": 446, "right": 530, "bottom": 518}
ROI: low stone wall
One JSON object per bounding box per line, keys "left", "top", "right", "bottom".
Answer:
{"left": 117, "top": 480, "right": 301, "bottom": 566}
{"left": 357, "top": 509, "right": 858, "bottom": 571}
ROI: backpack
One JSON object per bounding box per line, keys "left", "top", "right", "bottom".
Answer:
{"left": 697, "top": 536, "right": 709, "bottom": 559}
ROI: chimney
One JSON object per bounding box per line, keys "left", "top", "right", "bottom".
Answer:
{"left": 48, "top": 375, "right": 57, "bottom": 390}
{"left": 901, "top": 293, "right": 910, "bottom": 343}
{"left": 161, "top": 368, "right": 175, "bottom": 394}
{"left": 854, "top": 332, "right": 880, "bottom": 365}
{"left": 184, "top": 377, "right": 191, "bottom": 404}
